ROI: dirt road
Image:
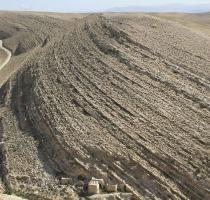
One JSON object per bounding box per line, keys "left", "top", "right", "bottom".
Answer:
{"left": 0, "top": 40, "right": 11, "bottom": 71}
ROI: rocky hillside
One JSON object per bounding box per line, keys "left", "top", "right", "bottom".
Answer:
{"left": 0, "top": 12, "right": 210, "bottom": 199}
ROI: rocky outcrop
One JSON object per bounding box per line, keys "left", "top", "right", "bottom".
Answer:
{"left": 0, "top": 13, "right": 210, "bottom": 199}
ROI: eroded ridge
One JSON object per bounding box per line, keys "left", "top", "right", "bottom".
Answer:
{"left": 0, "top": 13, "right": 210, "bottom": 199}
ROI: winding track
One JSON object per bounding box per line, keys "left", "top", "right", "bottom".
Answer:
{"left": 0, "top": 40, "right": 11, "bottom": 71}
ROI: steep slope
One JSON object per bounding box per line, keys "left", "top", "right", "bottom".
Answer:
{"left": 0, "top": 13, "right": 210, "bottom": 199}
{"left": 0, "top": 12, "right": 78, "bottom": 199}
{"left": 0, "top": 12, "right": 70, "bottom": 86}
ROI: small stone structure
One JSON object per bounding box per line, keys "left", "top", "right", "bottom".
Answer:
{"left": 60, "top": 177, "right": 72, "bottom": 185}
{"left": 106, "top": 184, "right": 118, "bottom": 193}
{"left": 91, "top": 177, "right": 105, "bottom": 187}
{"left": 88, "top": 180, "right": 100, "bottom": 194}
{"left": 60, "top": 175, "right": 132, "bottom": 197}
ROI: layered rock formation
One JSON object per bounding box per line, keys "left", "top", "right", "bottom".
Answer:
{"left": 0, "top": 12, "right": 210, "bottom": 199}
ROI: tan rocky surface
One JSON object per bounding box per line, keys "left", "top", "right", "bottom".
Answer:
{"left": 0, "top": 40, "right": 11, "bottom": 71}
{"left": 0, "top": 12, "right": 210, "bottom": 199}
{"left": 150, "top": 12, "right": 210, "bottom": 38}
{"left": 0, "top": 49, "right": 7, "bottom": 68}
{"left": 0, "top": 194, "right": 26, "bottom": 200}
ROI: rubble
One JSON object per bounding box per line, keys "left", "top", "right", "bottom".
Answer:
{"left": 88, "top": 180, "right": 100, "bottom": 194}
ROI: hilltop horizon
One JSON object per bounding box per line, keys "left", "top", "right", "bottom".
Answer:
{"left": 0, "top": 1, "right": 210, "bottom": 13}
{"left": 108, "top": 3, "right": 210, "bottom": 13}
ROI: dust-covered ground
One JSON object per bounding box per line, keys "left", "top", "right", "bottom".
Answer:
{"left": 150, "top": 12, "right": 210, "bottom": 38}
{"left": 0, "top": 11, "right": 210, "bottom": 200}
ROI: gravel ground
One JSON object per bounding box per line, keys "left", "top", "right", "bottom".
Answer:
{"left": 0, "top": 12, "right": 210, "bottom": 200}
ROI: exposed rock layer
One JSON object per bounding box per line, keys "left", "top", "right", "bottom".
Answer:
{"left": 0, "top": 12, "right": 210, "bottom": 199}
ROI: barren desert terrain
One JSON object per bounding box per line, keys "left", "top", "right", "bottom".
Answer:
{"left": 0, "top": 11, "right": 210, "bottom": 200}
